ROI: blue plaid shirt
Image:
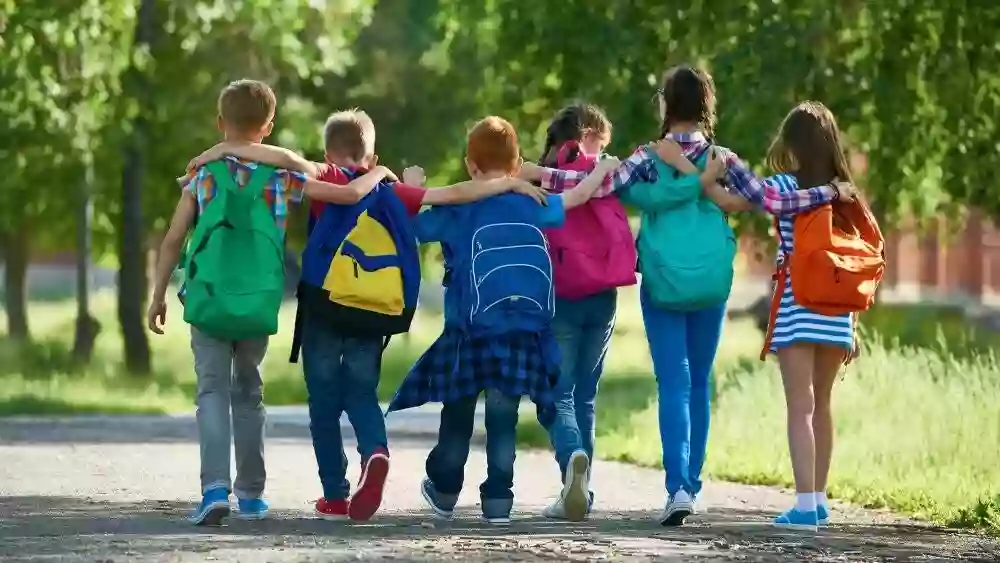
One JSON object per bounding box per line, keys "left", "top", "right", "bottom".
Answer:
{"left": 386, "top": 328, "right": 561, "bottom": 413}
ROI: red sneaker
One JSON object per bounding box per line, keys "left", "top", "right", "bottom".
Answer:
{"left": 348, "top": 448, "right": 390, "bottom": 521}
{"left": 315, "top": 497, "right": 349, "bottom": 520}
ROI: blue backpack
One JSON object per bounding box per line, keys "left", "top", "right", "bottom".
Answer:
{"left": 443, "top": 193, "right": 555, "bottom": 336}
{"left": 627, "top": 146, "right": 737, "bottom": 311}
{"left": 290, "top": 172, "right": 420, "bottom": 361}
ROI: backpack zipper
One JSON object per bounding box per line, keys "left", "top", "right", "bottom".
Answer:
{"left": 353, "top": 259, "right": 360, "bottom": 278}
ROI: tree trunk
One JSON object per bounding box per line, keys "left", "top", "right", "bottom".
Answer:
{"left": 1, "top": 228, "right": 31, "bottom": 342}
{"left": 117, "top": 0, "right": 156, "bottom": 376}
{"left": 73, "top": 158, "right": 100, "bottom": 363}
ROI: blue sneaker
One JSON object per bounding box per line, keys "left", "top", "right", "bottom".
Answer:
{"left": 773, "top": 507, "right": 819, "bottom": 532}
{"left": 189, "top": 487, "right": 230, "bottom": 526}
{"left": 420, "top": 478, "right": 457, "bottom": 519}
{"left": 236, "top": 497, "right": 269, "bottom": 520}
{"left": 817, "top": 504, "right": 830, "bottom": 525}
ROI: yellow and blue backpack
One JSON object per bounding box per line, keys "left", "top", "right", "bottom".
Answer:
{"left": 289, "top": 169, "right": 420, "bottom": 361}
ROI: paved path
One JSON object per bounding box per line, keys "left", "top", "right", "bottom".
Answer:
{"left": 0, "top": 410, "right": 997, "bottom": 562}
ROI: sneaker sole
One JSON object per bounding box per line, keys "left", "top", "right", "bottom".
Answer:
{"left": 349, "top": 453, "right": 390, "bottom": 521}
{"left": 190, "top": 502, "right": 230, "bottom": 526}
{"left": 773, "top": 521, "right": 819, "bottom": 532}
{"left": 235, "top": 509, "right": 269, "bottom": 521}
{"left": 484, "top": 516, "right": 511, "bottom": 525}
{"left": 420, "top": 482, "right": 454, "bottom": 520}
{"left": 315, "top": 509, "right": 349, "bottom": 521}
{"left": 660, "top": 504, "right": 692, "bottom": 527}
{"left": 562, "top": 452, "right": 590, "bottom": 522}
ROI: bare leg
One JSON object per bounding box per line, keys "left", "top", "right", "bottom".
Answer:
{"left": 812, "top": 345, "right": 846, "bottom": 494}
{"left": 777, "top": 343, "right": 817, "bottom": 495}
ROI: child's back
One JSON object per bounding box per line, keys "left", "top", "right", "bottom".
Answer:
{"left": 390, "top": 116, "right": 618, "bottom": 524}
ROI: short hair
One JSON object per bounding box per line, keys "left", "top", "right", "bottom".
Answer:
{"left": 217, "top": 79, "right": 276, "bottom": 133}
{"left": 323, "top": 109, "right": 376, "bottom": 161}
{"left": 466, "top": 116, "right": 520, "bottom": 174}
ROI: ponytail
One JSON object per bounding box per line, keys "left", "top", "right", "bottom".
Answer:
{"left": 539, "top": 131, "right": 558, "bottom": 167}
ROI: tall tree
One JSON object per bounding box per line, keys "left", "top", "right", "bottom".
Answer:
{"left": 118, "top": 0, "right": 157, "bottom": 375}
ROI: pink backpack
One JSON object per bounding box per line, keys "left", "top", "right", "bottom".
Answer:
{"left": 544, "top": 141, "right": 638, "bottom": 300}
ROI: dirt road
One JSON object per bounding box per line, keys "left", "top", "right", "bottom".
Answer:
{"left": 0, "top": 412, "right": 996, "bottom": 562}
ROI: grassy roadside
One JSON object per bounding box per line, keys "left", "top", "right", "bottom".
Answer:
{"left": 3, "top": 288, "right": 999, "bottom": 531}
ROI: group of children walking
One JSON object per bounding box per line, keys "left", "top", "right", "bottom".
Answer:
{"left": 148, "top": 63, "right": 884, "bottom": 534}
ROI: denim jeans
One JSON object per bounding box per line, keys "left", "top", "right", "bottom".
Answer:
{"left": 640, "top": 286, "right": 725, "bottom": 496}
{"left": 191, "top": 327, "right": 268, "bottom": 499}
{"left": 301, "top": 315, "right": 386, "bottom": 500}
{"left": 542, "top": 289, "right": 616, "bottom": 483}
{"left": 426, "top": 389, "right": 520, "bottom": 504}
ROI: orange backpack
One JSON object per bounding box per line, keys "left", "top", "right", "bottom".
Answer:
{"left": 760, "top": 200, "right": 885, "bottom": 360}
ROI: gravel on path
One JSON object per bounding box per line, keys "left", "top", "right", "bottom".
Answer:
{"left": 0, "top": 415, "right": 996, "bottom": 562}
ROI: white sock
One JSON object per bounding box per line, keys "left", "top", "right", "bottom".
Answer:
{"left": 815, "top": 491, "right": 829, "bottom": 508}
{"left": 795, "top": 492, "right": 817, "bottom": 512}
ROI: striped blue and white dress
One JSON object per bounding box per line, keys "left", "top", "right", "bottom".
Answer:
{"left": 768, "top": 174, "right": 854, "bottom": 352}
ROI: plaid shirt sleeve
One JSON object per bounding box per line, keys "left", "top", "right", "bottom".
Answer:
{"left": 723, "top": 151, "right": 836, "bottom": 215}
{"left": 537, "top": 147, "right": 655, "bottom": 197}
{"left": 275, "top": 169, "right": 308, "bottom": 204}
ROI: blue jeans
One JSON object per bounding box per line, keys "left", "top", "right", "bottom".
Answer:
{"left": 301, "top": 315, "right": 386, "bottom": 500}
{"left": 640, "top": 286, "right": 725, "bottom": 496}
{"left": 425, "top": 389, "right": 520, "bottom": 501}
{"left": 542, "top": 289, "right": 616, "bottom": 480}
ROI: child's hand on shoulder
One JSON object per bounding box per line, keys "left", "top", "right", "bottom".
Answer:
{"left": 508, "top": 179, "right": 548, "bottom": 205}
{"left": 650, "top": 139, "right": 686, "bottom": 167}
{"left": 375, "top": 165, "right": 398, "bottom": 182}
{"left": 704, "top": 147, "right": 727, "bottom": 179}
{"left": 832, "top": 181, "right": 858, "bottom": 202}
{"left": 596, "top": 155, "right": 621, "bottom": 174}
{"left": 403, "top": 165, "right": 426, "bottom": 186}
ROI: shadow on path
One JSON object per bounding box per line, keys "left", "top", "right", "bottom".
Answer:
{"left": 1, "top": 496, "right": 997, "bottom": 562}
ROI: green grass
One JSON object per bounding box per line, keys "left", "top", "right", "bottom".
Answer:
{"left": 3, "top": 287, "right": 1000, "bottom": 531}
{"left": 516, "top": 308, "right": 1000, "bottom": 531}
{"left": 0, "top": 290, "right": 434, "bottom": 416}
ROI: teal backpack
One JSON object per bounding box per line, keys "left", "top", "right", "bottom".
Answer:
{"left": 622, "top": 146, "right": 736, "bottom": 311}
{"left": 183, "top": 161, "right": 286, "bottom": 340}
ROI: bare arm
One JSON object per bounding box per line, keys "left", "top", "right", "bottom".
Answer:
{"left": 151, "top": 194, "right": 196, "bottom": 303}
{"left": 702, "top": 182, "right": 756, "bottom": 212}
{"left": 558, "top": 157, "right": 621, "bottom": 210}
{"left": 189, "top": 142, "right": 321, "bottom": 178}
{"left": 423, "top": 177, "right": 547, "bottom": 205}
{"left": 303, "top": 166, "right": 393, "bottom": 204}
{"left": 148, "top": 193, "right": 197, "bottom": 334}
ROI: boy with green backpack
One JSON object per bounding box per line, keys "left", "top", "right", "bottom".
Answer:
{"left": 147, "top": 79, "right": 395, "bottom": 526}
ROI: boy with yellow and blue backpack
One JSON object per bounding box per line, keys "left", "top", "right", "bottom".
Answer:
{"left": 149, "top": 80, "right": 396, "bottom": 527}
{"left": 190, "top": 109, "right": 547, "bottom": 521}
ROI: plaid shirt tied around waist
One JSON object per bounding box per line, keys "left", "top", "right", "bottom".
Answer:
{"left": 386, "top": 328, "right": 562, "bottom": 414}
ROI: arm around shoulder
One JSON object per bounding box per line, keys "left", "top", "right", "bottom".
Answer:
{"left": 304, "top": 166, "right": 393, "bottom": 204}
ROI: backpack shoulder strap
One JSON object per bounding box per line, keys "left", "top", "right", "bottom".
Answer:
{"left": 204, "top": 161, "right": 237, "bottom": 193}
{"left": 242, "top": 164, "right": 277, "bottom": 200}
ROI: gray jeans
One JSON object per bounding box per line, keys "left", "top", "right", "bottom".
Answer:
{"left": 191, "top": 327, "right": 268, "bottom": 499}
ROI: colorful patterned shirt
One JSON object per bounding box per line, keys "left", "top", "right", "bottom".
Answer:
{"left": 178, "top": 156, "right": 308, "bottom": 237}
{"left": 538, "top": 131, "right": 837, "bottom": 215}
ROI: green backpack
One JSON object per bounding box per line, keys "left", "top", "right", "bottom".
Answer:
{"left": 182, "top": 161, "right": 285, "bottom": 340}
{"left": 623, "top": 147, "right": 737, "bottom": 311}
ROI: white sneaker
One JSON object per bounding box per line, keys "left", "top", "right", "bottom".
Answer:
{"left": 658, "top": 490, "right": 694, "bottom": 526}
{"left": 691, "top": 492, "right": 705, "bottom": 515}
{"left": 542, "top": 497, "right": 567, "bottom": 519}
{"left": 543, "top": 451, "right": 590, "bottom": 521}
